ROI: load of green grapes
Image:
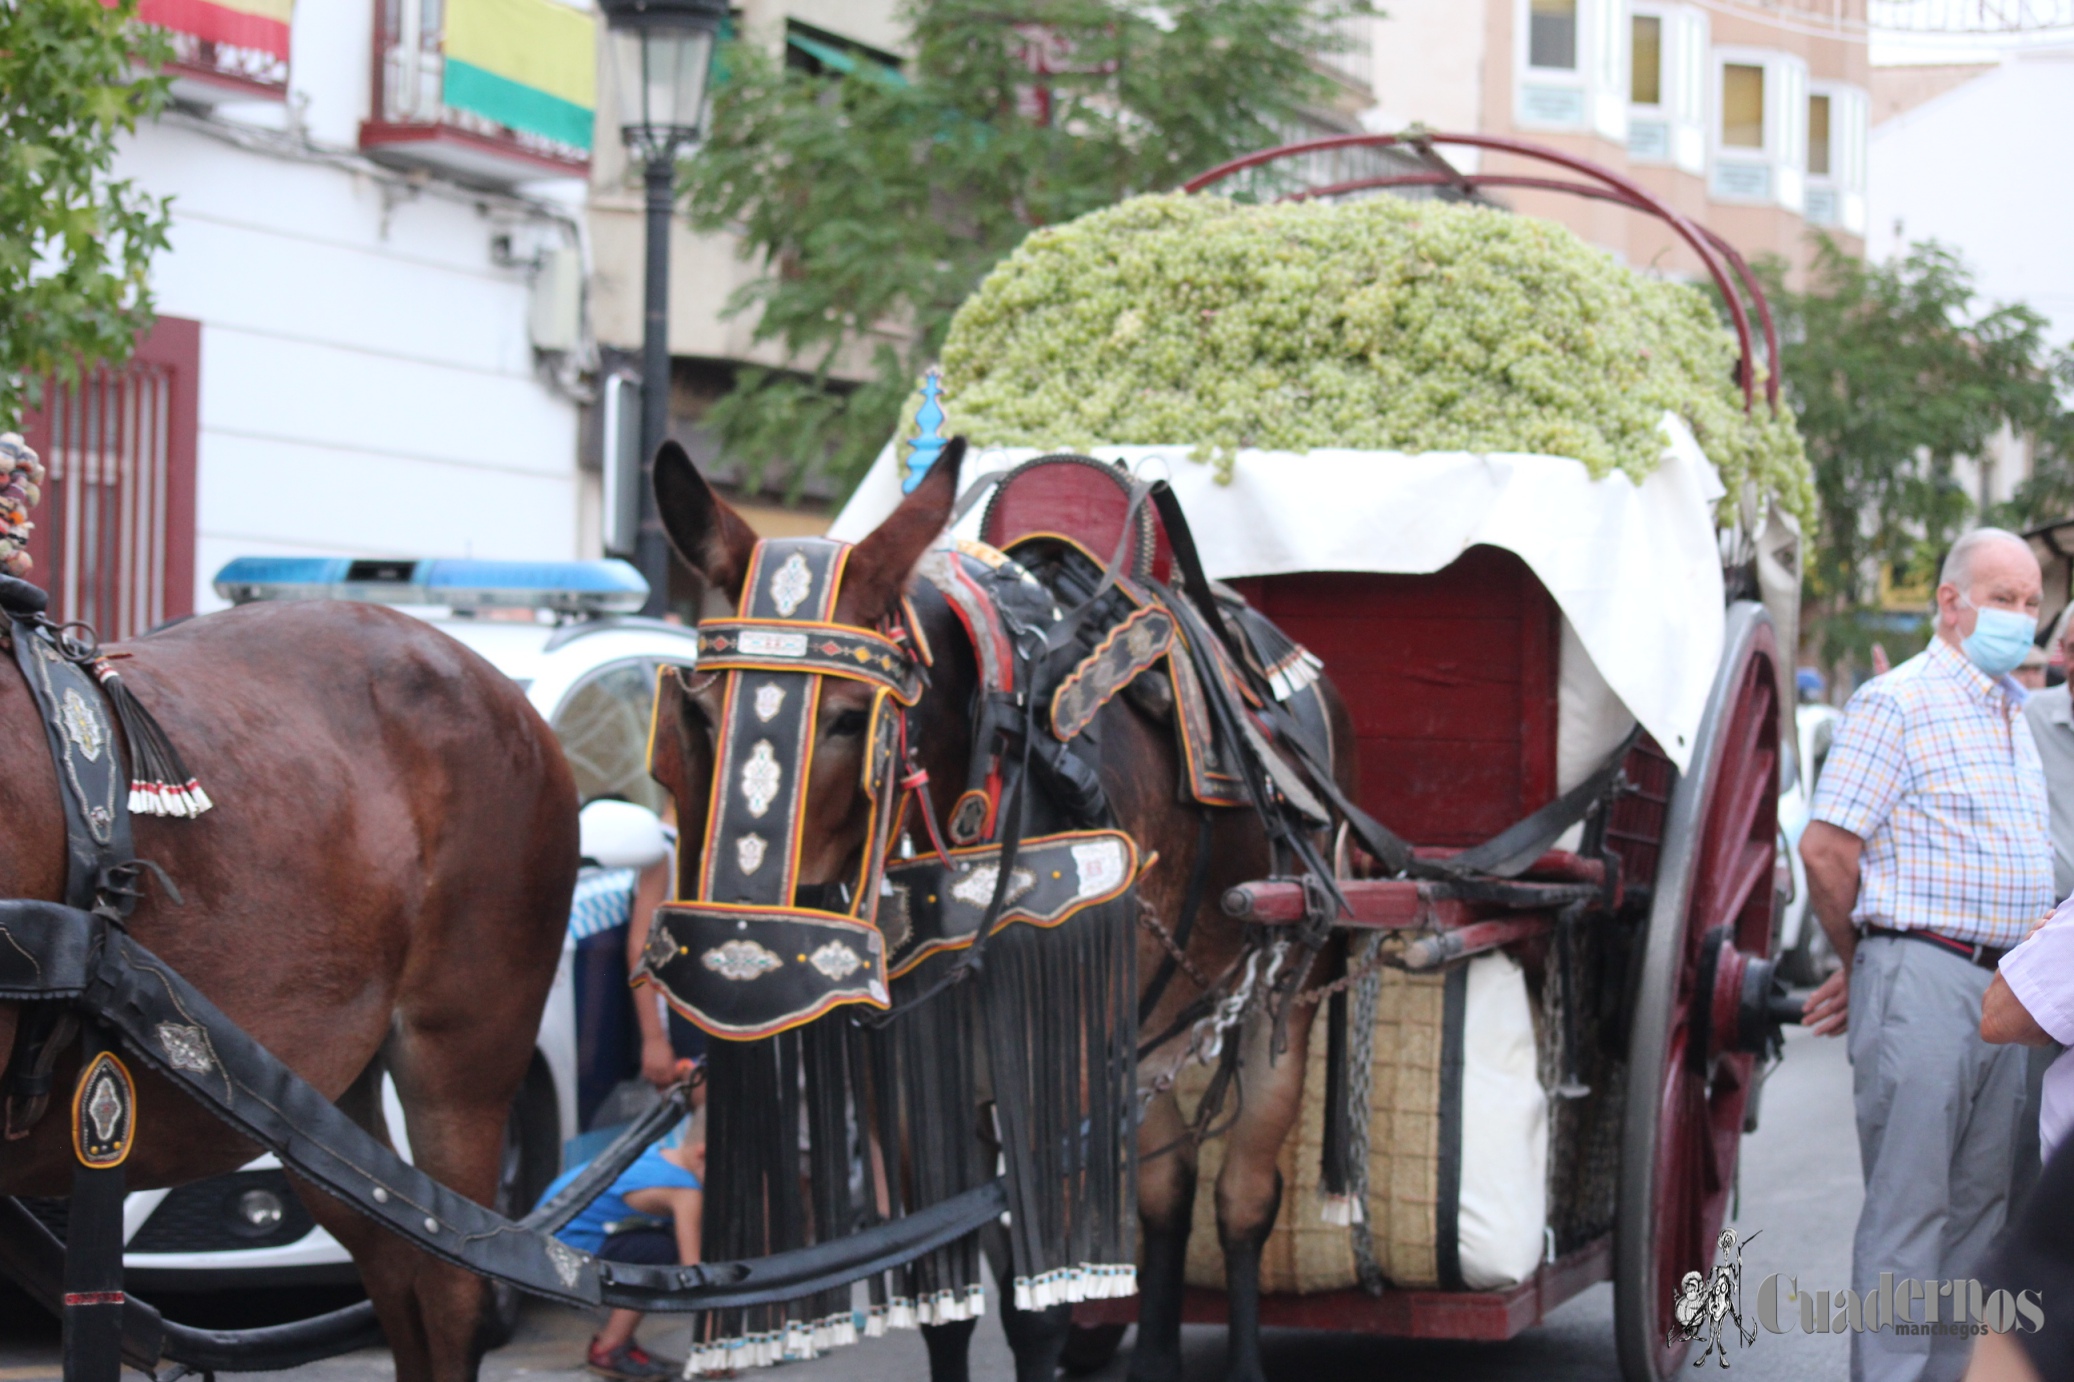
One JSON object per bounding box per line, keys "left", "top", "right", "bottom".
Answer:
{"left": 924, "top": 191, "right": 1812, "bottom": 525}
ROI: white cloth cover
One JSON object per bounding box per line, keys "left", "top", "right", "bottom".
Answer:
{"left": 1457, "top": 951, "right": 1549, "bottom": 1290}
{"left": 832, "top": 414, "right": 1726, "bottom": 771}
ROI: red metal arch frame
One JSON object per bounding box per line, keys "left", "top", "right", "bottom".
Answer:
{"left": 1183, "top": 133, "right": 1779, "bottom": 416}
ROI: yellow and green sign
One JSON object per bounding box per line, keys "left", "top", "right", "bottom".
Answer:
{"left": 444, "top": 0, "right": 596, "bottom": 151}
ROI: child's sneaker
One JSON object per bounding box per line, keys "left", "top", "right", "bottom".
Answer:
{"left": 587, "top": 1338, "right": 678, "bottom": 1380}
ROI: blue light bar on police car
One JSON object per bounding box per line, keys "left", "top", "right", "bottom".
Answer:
{"left": 212, "top": 557, "right": 650, "bottom": 614}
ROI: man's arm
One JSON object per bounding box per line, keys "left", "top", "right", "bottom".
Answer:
{"left": 1981, "top": 971, "right": 2055, "bottom": 1046}
{"left": 1798, "top": 821, "right": 1864, "bottom": 1037}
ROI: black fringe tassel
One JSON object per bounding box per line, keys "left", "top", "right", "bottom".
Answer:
{"left": 983, "top": 889, "right": 1138, "bottom": 1309}
{"left": 92, "top": 660, "right": 211, "bottom": 817}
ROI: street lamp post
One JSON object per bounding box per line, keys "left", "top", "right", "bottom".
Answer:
{"left": 600, "top": 0, "right": 725, "bottom": 617}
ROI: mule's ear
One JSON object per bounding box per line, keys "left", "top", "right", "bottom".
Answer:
{"left": 841, "top": 437, "right": 966, "bottom": 624}
{"left": 654, "top": 440, "right": 758, "bottom": 605}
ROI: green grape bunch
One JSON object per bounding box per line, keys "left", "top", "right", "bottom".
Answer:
{"left": 912, "top": 192, "right": 1813, "bottom": 528}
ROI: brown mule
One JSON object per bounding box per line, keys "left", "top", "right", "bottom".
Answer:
{"left": 0, "top": 601, "right": 578, "bottom": 1382}
{"left": 649, "top": 440, "right": 1355, "bottom": 1382}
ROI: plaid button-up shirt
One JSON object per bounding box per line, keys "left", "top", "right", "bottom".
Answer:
{"left": 1810, "top": 635, "right": 2052, "bottom": 948}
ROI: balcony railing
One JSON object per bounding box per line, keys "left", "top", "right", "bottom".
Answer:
{"left": 167, "top": 33, "right": 287, "bottom": 97}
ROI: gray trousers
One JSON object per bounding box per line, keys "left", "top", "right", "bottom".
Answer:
{"left": 1849, "top": 934, "right": 2027, "bottom": 1382}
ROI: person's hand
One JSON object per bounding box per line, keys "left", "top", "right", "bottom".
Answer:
{"left": 640, "top": 1032, "right": 681, "bottom": 1090}
{"left": 1802, "top": 967, "right": 1849, "bottom": 1037}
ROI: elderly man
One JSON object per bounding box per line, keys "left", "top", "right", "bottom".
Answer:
{"left": 1801, "top": 527, "right": 2052, "bottom": 1382}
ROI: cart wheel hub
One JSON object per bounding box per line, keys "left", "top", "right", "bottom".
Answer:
{"left": 1703, "top": 933, "right": 1785, "bottom": 1059}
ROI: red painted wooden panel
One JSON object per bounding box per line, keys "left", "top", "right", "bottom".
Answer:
{"left": 980, "top": 460, "right": 1173, "bottom": 581}
{"left": 1234, "top": 547, "right": 1559, "bottom": 847}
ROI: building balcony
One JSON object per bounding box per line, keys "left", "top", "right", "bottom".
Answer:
{"left": 359, "top": 0, "right": 595, "bottom": 188}
{"left": 138, "top": 0, "right": 292, "bottom": 102}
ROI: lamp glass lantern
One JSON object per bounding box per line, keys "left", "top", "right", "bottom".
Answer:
{"left": 603, "top": 0, "right": 726, "bottom": 164}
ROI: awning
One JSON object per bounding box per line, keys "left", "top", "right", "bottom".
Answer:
{"left": 786, "top": 31, "right": 908, "bottom": 86}
{"left": 444, "top": 0, "right": 597, "bottom": 151}
{"left": 139, "top": 0, "right": 293, "bottom": 60}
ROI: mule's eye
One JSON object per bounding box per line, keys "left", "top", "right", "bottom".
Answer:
{"left": 828, "top": 709, "right": 869, "bottom": 738}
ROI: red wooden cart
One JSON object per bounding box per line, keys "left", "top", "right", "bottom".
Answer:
{"left": 1042, "top": 133, "right": 1803, "bottom": 1381}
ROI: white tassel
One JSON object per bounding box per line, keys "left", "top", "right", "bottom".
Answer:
{"left": 1318, "top": 1193, "right": 1352, "bottom": 1226}
{"left": 966, "top": 1282, "right": 987, "bottom": 1317}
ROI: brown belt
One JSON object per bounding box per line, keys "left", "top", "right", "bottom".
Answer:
{"left": 1864, "top": 926, "right": 2006, "bottom": 971}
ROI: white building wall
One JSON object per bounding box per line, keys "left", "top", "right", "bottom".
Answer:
{"left": 1365, "top": 1, "right": 1485, "bottom": 138}
{"left": 1868, "top": 49, "right": 2074, "bottom": 346}
{"left": 113, "top": 0, "right": 586, "bottom": 612}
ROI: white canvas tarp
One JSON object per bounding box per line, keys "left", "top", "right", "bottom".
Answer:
{"left": 831, "top": 413, "right": 1727, "bottom": 773}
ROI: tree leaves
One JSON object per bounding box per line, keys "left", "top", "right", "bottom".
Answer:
{"left": 0, "top": 0, "right": 173, "bottom": 428}
{"left": 678, "top": 0, "right": 1370, "bottom": 499}
{"left": 1762, "top": 236, "right": 2065, "bottom": 662}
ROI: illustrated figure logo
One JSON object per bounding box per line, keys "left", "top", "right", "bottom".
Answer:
{"left": 1671, "top": 1227, "right": 1760, "bottom": 1367}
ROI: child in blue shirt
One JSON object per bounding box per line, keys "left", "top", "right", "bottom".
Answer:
{"left": 544, "top": 1132, "right": 703, "bottom": 1379}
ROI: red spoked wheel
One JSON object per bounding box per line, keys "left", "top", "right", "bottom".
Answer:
{"left": 1614, "top": 602, "right": 1781, "bottom": 1380}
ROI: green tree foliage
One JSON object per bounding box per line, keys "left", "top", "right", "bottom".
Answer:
{"left": 680, "top": 0, "right": 1371, "bottom": 496}
{"left": 1990, "top": 366, "right": 2074, "bottom": 535}
{"left": 1762, "top": 235, "right": 2064, "bottom": 662}
{"left": 1, "top": 0, "right": 173, "bottom": 429}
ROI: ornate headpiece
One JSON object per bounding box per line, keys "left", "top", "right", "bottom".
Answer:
{"left": 638, "top": 537, "right": 918, "bottom": 1039}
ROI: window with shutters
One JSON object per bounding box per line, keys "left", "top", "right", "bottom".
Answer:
{"left": 1529, "top": 0, "right": 1577, "bottom": 70}
{"left": 17, "top": 319, "right": 199, "bottom": 642}
{"left": 1805, "top": 83, "right": 1870, "bottom": 234}
{"left": 1711, "top": 50, "right": 1808, "bottom": 210}
{"left": 1627, "top": 5, "right": 1707, "bottom": 171}
{"left": 1515, "top": 0, "right": 1625, "bottom": 140}
{"left": 1630, "top": 15, "right": 1661, "bottom": 104}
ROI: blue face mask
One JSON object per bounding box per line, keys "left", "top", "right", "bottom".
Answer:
{"left": 1961, "top": 603, "right": 2037, "bottom": 678}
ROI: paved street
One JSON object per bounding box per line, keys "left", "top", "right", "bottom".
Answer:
{"left": 2, "top": 1027, "right": 1865, "bottom": 1381}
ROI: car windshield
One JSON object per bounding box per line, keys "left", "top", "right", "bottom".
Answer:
{"left": 551, "top": 661, "right": 671, "bottom": 815}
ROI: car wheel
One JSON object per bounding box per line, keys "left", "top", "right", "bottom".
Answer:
{"left": 479, "top": 1061, "right": 561, "bottom": 1350}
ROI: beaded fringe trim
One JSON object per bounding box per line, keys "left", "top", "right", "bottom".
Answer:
{"left": 684, "top": 1286, "right": 990, "bottom": 1377}
{"left": 1010, "top": 1262, "right": 1138, "bottom": 1311}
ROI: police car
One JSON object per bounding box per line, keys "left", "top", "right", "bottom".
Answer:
{"left": 68, "top": 559, "right": 695, "bottom": 1328}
